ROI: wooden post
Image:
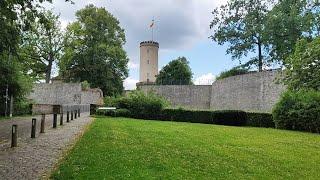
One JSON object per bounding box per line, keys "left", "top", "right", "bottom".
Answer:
{"left": 60, "top": 113, "right": 63, "bottom": 125}
{"left": 11, "top": 125, "right": 17, "bottom": 147}
{"left": 71, "top": 111, "right": 73, "bottom": 121}
{"left": 74, "top": 110, "right": 77, "bottom": 119}
{"left": 31, "top": 118, "right": 36, "bottom": 138}
{"left": 78, "top": 108, "right": 80, "bottom": 117}
{"left": 53, "top": 114, "right": 57, "bottom": 128}
{"left": 67, "top": 111, "right": 70, "bottom": 123}
{"left": 40, "top": 114, "right": 45, "bottom": 133}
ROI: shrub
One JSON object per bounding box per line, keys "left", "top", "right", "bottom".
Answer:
{"left": 216, "top": 67, "right": 249, "bottom": 80}
{"left": 273, "top": 90, "right": 320, "bottom": 133}
{"left": 142, "top": 109, "right": 247, "bottom": 126}
{"left": 246, "top": 112, "right": 274, "bottom": 128}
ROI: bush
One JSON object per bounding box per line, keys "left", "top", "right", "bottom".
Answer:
{"left": 246, "top": 112, "right": 274, "bottom": 128}
{"left": 273, "top": 90, "right": 320, "bottom": 133}
{"left": 216, "top": 67, "right": 249, "bottom": 80}
{"left": 104, "top": 90, "right": 169, "bottom": 119}
{"left": 13, "top": 98, "right": 32, "bottom": 116}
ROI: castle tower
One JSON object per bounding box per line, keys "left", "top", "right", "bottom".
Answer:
{"left": 139, "top": 41, "right": 159, "bottom": 83}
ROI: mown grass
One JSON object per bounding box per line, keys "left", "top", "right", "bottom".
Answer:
{"left": 52, "top": 117, "right": 320, "bottom": 179}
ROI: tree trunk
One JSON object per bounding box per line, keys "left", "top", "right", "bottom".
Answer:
{"left": 258, "top": 43, "right": 263, "bottom": 72}
{"left": 45, "top": 54, "right": 53, "bottom": 83}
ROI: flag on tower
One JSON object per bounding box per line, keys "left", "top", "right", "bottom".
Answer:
{"left": 150, "top": 19, "right": 154, "bottom": 28}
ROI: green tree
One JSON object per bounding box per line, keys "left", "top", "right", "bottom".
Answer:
{"left": 265, "top": 0, "right": 320, "bottom": 63}
{"left": 59, "top": 4, "right": 129, "bottom": 96}
{"left": 283, "top": 37, "right": 320, "bottom": 91}
{"left": 210, "top": 0, "right": 271, "bottom": 72}
{"left": 0, "top": 0, "right": 70, "bottom": 55}
{"left": 19, "top": 10, "right": 64, "bottom": 83}
{"left": 156, "top": 57, "right": 193, "bottom": 85}
{"left": 0, "top": 53, "right": 32, "bottom": 116}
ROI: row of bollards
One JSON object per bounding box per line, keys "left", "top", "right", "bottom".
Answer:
{"left": 11, "top": 108, "right": 83, "bottom": 148}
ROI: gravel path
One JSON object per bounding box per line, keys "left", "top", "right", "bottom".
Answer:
{"left": 0, "top": 113, "right": 93, "bottom": 180}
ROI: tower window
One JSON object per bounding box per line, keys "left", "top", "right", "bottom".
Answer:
{"left": 147, "top": 60, "right": 150, "bottom": 64}
{"left": 147, "top": 49, "right": 150, "bottom": 53}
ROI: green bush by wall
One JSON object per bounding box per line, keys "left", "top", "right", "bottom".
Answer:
{"left": 273, "top": 90, "right": 320, "bottom": 133}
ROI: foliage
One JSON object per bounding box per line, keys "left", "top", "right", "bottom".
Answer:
{"left": 100, "top": 104, "right": 274, "bottom": 128}
{"left": 59, "top": 4, "right": 129, "bottom": 96}
{"left": 246, "top": 112, "right": 274, "bottom": 128}
{"left": 0, "top": 0, "right": 70, "bottom": 55}
{"left": 81, "top": 81, "right": 91, "bottom": 90}
{"left": 283, "top": 38, "right": 320, "bottom": 91}
{"left": 104, "top": 90, "right": 169, "bottom": 119}
{"left": 161, "top": 109, "right": 247, "bottom": 126}
{"left": 273, "top": 90, "right": 320, "bottom": 133}
{"left": 265, "top": 0, "right": 320, "bottom": 62}
{"left": 156, "top": 57, "right": 193, "bottom": 85}
{"left": 96, "top": 108, "right": 130, "bottom": 117}
{"left": 210, "top": 0, "right": 271, "bottom": 71}
{"left": 0, "top": 53, "right": 32, "bottom": 116}
{"left": 52, "top": 117, "right": 320, "bottom": 179}
{"left": 19, "top": 10, "right": 64, "bottom": 83}
{"left": 216, "top": 67, "right": 249, "bottom": 80}
{"left": 210, "top": 0, "right": 320, "bottom": 70}
{"left": 13, "top": 98, "right": 32, "bottom": 116}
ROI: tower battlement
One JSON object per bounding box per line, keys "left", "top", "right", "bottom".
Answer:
{"left": 140, "top": 41, "right": 159, "bottom": 47}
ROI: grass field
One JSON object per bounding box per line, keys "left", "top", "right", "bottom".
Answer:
{"left": 52, "top": 117, "right": 320, "bottom": 179}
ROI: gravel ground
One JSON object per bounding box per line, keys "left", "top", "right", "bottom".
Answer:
{"left": 0, "top": 112, "right": 93, "bottom": 180}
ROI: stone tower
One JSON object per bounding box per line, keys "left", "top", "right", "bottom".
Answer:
{"left": 139, "top": 41, "right": 159, "bottom": 83}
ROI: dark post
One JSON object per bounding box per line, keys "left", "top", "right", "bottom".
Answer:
{"left": 71, "top": 111, "right": 73, "bottom": 120}
{"left": 11, "top": 125, "right": 17, "bottom": 147}
{"left": 78, "top": 108, "right": 80, "bottom": 117}
{"left": 53, "top": 114, "right": 57, "bottom": 128}
{"left": 60, "top": 113, "right": 64, "bottom": 126}
{"left": 67, "top": 111, "right": 70, "bottom": 123}
{"left": 40, "top": 114, "right": 45, "bottom": 133}
{"left": 31, "top": 118, "right": 36, "bottom": 138}
{"left": 74, "top": 110, "right": 77, "bottom": 119}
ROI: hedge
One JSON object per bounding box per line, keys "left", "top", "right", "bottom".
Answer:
{"left": 97, "top": 108, "right": 273, "bottom": 127}
{"left": 246, "top": 112, "right": 275, "bottom": 128}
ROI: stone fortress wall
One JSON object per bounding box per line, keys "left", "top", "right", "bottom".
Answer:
{"left": 28, "top": 82, "right": 104, "bottom": 106}
{"left": 138, "top": 70, "right": 286, "bottom": 112}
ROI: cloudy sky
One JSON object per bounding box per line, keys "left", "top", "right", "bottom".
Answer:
{"left": 45, "top": 0, "right": 240, "bottom": 90}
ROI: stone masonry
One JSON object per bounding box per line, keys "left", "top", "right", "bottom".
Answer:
{"left": 138, "top": 70, "right": 286, "bottom": 112}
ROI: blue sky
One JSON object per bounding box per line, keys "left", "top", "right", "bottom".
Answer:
{"left": 44, "top": 0, "right": 248, "bottom": 89}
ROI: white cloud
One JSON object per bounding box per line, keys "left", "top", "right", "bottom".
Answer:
{"left": 194, "top": 73, "right": 216, "bottom": 85}
{"left": 123, "top": 77, "right": 139, "bottom": 90}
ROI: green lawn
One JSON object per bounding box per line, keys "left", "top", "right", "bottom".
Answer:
{"left": 52, "top": 117, "right": 320, "bottom": 179}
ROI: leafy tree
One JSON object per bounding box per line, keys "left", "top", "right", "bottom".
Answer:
{"left": 156, "top": 57, "right": 193, "bottom": 85}
{"left": 19, "top": 10, "right": 64, "bottom": 83}
{"left": 210, "top": 0, "right": 271, "bottom": 72}
{"left": 60, "top": 4, "right": 129, "bottom": 96}
{"left": 216, "top": 67, "right": 249, "bottom": 80}
{"left": 0, "top": 53, "right": 32, "bottom": 116}
{"left": 0, "top": 0, "right": 70, "bottom": 55}
{"left": 283, "top": 37, "right": 320, "bottom": 91}
{"left": 265, "top": 0, "right": 320, "bottom": 63}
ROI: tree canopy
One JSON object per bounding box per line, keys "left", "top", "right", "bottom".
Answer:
{"left": 283, "top": 37, "right": 320, "bottom": 91}
{"left": 156, "top": 57, "right": 193, "bottom": 85}
{"left": 210, "top": 0, "right": 320, "bottom": 71}
{"left": 59, "top": 4, "right": 129, "bottom": 96}
{"left": 210, "top": 0, "right": 271, "bottom": 71}
{"left": 19, "top": 10, "right": 63, "bottom": 83}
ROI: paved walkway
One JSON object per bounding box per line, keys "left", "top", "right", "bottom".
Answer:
{"left": 0, "top": 113, "right": 93, "bottom": 180}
